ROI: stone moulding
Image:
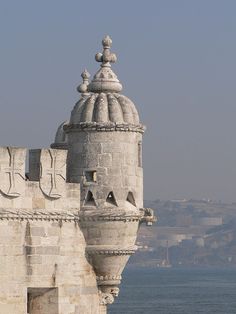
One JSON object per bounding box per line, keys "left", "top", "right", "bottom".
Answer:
{"left": 0, "top": 209, "right": 79, "bottom": 222}
{"left": 96, "top": 275, "right": 122, "bottom": 281}
{"left": 79, "top": 208, "right": 142, "bottom": 222}
{"left": 86, "top": 248, "right": 137, "bottom": 256}
{"left": 79, "top": 215, "right": 141, "bottom": 222}
{"left": 64, "top": 122, "right": 146, "bottom": 134}
{"left": 79, "top": 207, "right": 156, "bottom": 223}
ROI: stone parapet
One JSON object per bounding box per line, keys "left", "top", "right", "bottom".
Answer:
{"left": 0, "top": 146, "right": 80, "bottom": 212}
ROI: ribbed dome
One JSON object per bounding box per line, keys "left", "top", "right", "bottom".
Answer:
{"left": 70, "top": 93, "right": 139, "bottom": 124}
{"left": 65, "top": 36, "right": 144, "bottom": 131}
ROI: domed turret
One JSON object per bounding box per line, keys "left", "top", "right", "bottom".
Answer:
{"left": 64, "top": 36, "right": 155, "bottom": 306}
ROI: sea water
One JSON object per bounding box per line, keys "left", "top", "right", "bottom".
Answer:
{"left": 109, "top": 267, "right": 236, "bottom": 314}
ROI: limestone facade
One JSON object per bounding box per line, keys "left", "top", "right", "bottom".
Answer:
{"left": 0, "top": 36, "right": 155, "bottom": 314}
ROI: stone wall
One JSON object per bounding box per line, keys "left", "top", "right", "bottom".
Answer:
{"left": 0, "top": 146, "right": 101, "bottom": 314}
{"left": 0, "top": 218, "right": 100, "bottom": 314}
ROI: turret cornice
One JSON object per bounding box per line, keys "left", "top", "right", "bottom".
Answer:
{"left": 64, "top": 122, "right": 145, "bottom": 134}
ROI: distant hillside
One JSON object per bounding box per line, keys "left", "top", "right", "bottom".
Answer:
{"left": 130, "top": 200, "right": 236, "bottom": 267}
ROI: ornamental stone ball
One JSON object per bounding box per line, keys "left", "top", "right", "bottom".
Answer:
{"left": 77, "top": 69, "right": 90, "bottom": 94}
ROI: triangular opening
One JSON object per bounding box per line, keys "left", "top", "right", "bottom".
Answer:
{"left": 106, "top": 191, "right": 118, "bottom": 206}
{"left": 85, "top": 191, "right": 96, "bottom": 206}
{"left": 126, "top": 191, "right": 136, "bottom": 207}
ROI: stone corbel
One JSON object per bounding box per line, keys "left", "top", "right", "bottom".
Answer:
{"left": 99, "top": 292, "right": 114, "bottom": 305}
{"left": 99, "top": 286, "right": 119, "bottom": 305}
{"left": 139, "top": 207, "right": 157, "bottom": 226}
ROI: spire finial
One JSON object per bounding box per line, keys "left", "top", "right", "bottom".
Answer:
{"left": 95, "top": 35, "right": 117, "bottom": 67}
{"left": 89, "top": 36, "right": 122, "bottom": 93}
{"left": 77, "top": 69, "right": 90, "bottom": 95}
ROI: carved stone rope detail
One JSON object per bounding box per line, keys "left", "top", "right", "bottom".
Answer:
{"left": 0, "top": 209, "right": 79, "bottom": 222}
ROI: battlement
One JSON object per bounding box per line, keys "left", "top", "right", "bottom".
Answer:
{"left": 0, "top": 147, "right": 80, "bottom": 212}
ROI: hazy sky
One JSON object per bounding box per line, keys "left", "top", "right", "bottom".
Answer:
{"left": 0, "top": 0, "right": 236, "bottom": 202}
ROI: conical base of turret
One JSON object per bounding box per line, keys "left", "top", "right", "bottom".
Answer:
{"left": 79, "top": 207, "right": 141, "bottom": 304}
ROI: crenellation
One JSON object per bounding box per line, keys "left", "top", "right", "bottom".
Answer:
{"left": 0, "top": 147, "right": 80, "bottom": 213}
{"left": 0, "top": 146, "right": 27, "bottom": 198}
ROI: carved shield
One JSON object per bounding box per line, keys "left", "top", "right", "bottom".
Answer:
{"left": 0, "top": 147, "right": 26, "bottom": 197}
{"left": 39, "top": 149, "right": 67, "bottom": 198}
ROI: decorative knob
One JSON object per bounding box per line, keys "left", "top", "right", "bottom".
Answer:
{"left": 77, "top": 69, "right": 90, "bottom": 94}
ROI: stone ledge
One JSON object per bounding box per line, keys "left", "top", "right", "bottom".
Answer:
{"left": 0, "top": 209, "right": 79, "bottom": 222}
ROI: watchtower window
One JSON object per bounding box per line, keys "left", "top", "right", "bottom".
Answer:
{"left": 85, "top": 170, "right": 97, "bottom": 182}
{"left": 106, "top": 191, "right": 118, "bottom": 206}
{"left": 85, "top": 190, "right": 96, "bottom": 206}
{"left": 126, "top": 191, "right": 136, "bottom": 207}
{"left": 138, "top": 142, "right": 142, "bottom": 167}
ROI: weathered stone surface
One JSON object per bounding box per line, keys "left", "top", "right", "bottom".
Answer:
{"left": 0, "top": 216, "right": 100, "bottom": 314}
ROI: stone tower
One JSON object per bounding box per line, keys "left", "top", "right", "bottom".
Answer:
{"left": 0, "top": 36, "right": 155, "bottom": 314}
{"left": 63, "top": 35, "right": 155, "bottom": 306}
{"left": 66, "top": 36, "right": 144, "bottom": 208}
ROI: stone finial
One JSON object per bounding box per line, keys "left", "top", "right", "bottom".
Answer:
{"left": 89, "top": 36, "right": 122, "bottom": 93}
{"left": 95, "top": 35, "right": 117, "bottom": 66}
{"left": 77, "top": 69, "right": 90, "bottom": 95}
{"left": 102, "top": 35, "right": 112, "bottom": 48}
